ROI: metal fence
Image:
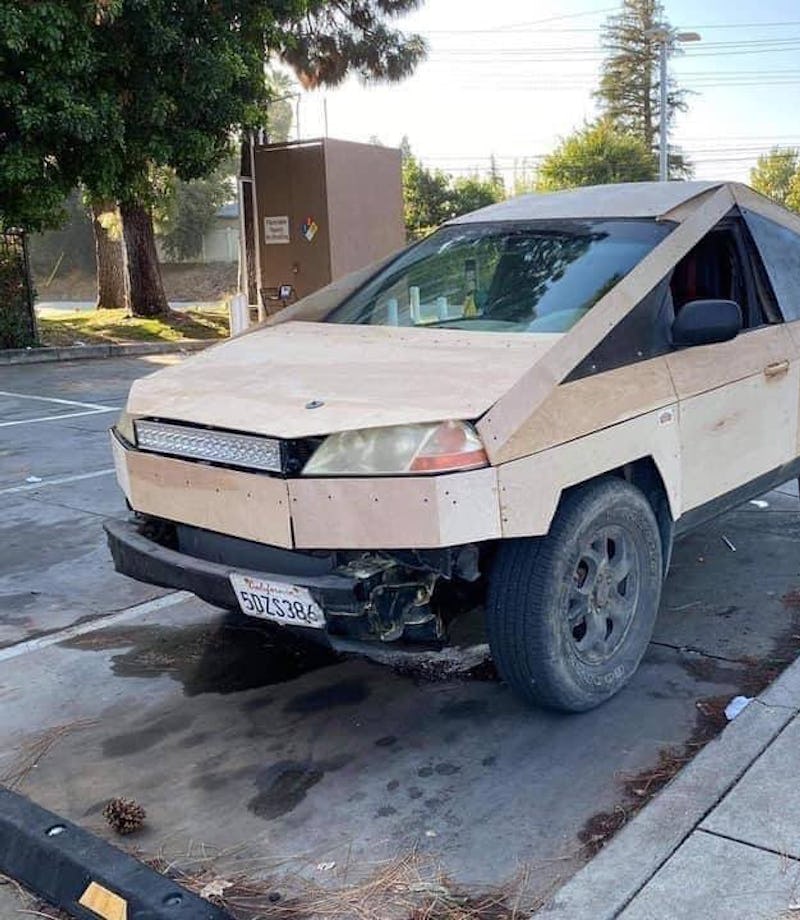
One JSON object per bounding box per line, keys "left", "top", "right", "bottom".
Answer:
{"left": 0, "top": 229, "right": 37, "bottom": 349}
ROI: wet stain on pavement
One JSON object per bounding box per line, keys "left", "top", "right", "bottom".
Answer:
{"left": 283, "top": 677, "right": 369, "bottom": 713}
{"left": 247, "top": 761, "right": 322, "bottom": 819}
{"left": 103, "top": 711, "right": 194, "bottom": 757}
{"left": 247, "top": 755, "right": 353, "bottom": 820}
{"left": 63, "top": 617, "right": 338, "bottom": 696}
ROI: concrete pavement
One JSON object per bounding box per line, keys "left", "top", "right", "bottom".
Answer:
{"left": 539, "top": 632, "right": 800, "bottom": 920}
{"left": 4, "top": 356, "right": 800, "bottom": 917}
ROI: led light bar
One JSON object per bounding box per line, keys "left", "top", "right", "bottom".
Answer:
{"left": 134, "top": 420, "right": 282, "bottom": 473}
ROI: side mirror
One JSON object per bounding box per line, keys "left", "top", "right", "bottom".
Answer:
{"left": 672, "top": 299, "right": 742, "bottom": 347}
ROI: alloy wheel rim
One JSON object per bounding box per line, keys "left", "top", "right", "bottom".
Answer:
{"left": 566, "top": 525, "right": 640, "bottom": 665}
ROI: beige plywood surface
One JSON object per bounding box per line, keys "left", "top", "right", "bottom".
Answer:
{"left": 666, "top": 324, "right": 794, "bottom": 399}
{"left": 114, "top": 438, "right": 293, "bottom": 548}
{"left": 498, "top": 408, "right": 682, "bottom": 537}
{"left": 478, "top": 185, "right": 736, "bottom": 464}
{"left": 495, "top": 356, "right": 676, "bottom": 459}
{"left": 452, "top": 181, "right": 722, "bottom": 224}
{"left": 678, "top": 361, "right": 800, "bottom": 511}
{"left": 127, "top": 322, "right": 561, "bottom": 440}
{"left": 289, "top": 468, "right": 501, "bottom": 549}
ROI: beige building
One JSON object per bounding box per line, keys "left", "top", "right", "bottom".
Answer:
{"left": 239, "top": 137, "right": 404, "bottom": 315}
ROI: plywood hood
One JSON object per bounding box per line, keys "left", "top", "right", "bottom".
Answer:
{"left": 127, "top": 321, "right": 560, "bottom": 439}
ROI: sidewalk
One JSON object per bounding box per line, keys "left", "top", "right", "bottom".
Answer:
{"left": 538, "top": 651, "right": 800, "bottom": 919}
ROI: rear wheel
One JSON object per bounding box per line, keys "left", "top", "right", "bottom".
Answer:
{"left": 486, "top": 478, "right": 663, "bottom": 712}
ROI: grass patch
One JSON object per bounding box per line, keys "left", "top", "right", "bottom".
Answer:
{"left": 36, "top": 307, "right": 229, "bottom": 347}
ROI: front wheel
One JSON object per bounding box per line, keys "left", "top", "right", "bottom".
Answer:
{"left": 486, "top": 477, "right": 663, "bottom": 712}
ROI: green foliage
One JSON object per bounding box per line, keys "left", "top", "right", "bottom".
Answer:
{"left": 0, "top": 233, "right": 36, "bottom": 348}
{"left": 0, "top": 1, "right": 118, "bottom": 231}
{"left": 596, "top": 0, "right": 690, "bottom": 177}
{"left": 750, "top": 148, "right": 800, "bottom": 210}
{"left": 536, "top": 121, "right": 657, "bottom": 191}
{"left": 402, "top": 141, "right": 504, "bottom": 240}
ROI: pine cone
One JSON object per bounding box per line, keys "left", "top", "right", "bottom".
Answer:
{"left": 102, "top": 797, "right": 146, "bottom": 835}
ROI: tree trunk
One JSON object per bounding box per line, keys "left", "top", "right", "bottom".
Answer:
{"left": 120, "top": 200, "right": 169, "bottom": 317}
{"left": 92, "top": 201, "right": 129, "bottom": 310}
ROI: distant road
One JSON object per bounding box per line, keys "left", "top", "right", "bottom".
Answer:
{"left": 36, "top": 300, "right": 224, "bottom": 312}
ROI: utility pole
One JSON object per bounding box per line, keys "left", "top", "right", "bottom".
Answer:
{"left": 646, "top": 27, "right": 701, "bottom": 181}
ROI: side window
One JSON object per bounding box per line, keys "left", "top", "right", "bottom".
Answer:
{"left": 669, "top": 219, "right": 779, "bottom": 331}
{"left": 568, "top": 215, "right": 780, "bottom": 382}
{"left": 740, "top": 208, "right": 800, "bottom": 322}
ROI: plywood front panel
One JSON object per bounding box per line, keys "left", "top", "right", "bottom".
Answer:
{"left": 498, "top": 409, "right": 681, "bottom": 538}
{"left": 678, "top": 362, "right": 799, "bottom": 511}
{"left": 115, "top": 439, "right": 293, "bottom": 548}
{"left": 496, "top": 356, "right": 676, "bottom": 460}
{"left": 289, "top": 468, "right": 501, "bottom": 549}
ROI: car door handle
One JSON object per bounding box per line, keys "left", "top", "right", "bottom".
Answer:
{"left": 764, "top": 360, "right": 790, "bottom": 379}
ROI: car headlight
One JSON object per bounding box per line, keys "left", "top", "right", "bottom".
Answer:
{"left": 115, "top": 409, "right": 137, "bottom": 446}
{"left": 302, "top": 421, "right": 488, "bottom": 476}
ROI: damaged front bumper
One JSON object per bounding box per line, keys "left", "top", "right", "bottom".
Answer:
{"left": 104, "top": 516, "right": 480, "bottom": 646}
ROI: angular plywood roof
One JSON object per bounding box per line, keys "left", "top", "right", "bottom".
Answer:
{"left": 450, "top": 180, "right": 730, "bottom": 223}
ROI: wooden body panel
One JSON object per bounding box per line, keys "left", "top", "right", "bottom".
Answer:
{"left": 112, "top": 435, "right": 293, "bottom": 548}
{"left": 478, "top": 186, "right": 736, "bottom": 464}
{"left": 288, "top": 468, "right": 501, "bottom": 550}
{"left": 500, "top": 356, "right": 676, "bottom": 458}
{"left": 127, "top": 323, "right": 560, "bottom": 440}
{"left": 666, "top": 324, "right": 798, "bottom": 511}
{"left": 666, "top": 325, "right": 794, "bottom": 399}
{"left": 498, "top": 408, "right": 681, "bottom": 537}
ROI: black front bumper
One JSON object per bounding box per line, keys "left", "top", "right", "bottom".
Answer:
{"left": 104, "top": 518, "right": 362, "bottom": 613}
{"left": 104, "top": 518, "right": 458, "bottom": 644}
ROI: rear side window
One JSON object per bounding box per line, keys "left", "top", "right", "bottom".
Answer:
{"left": 741, "top": 208, "right": 800, "bottom": 321}
{"left": 326, "top": 219, "right": 672, "bottom": 334}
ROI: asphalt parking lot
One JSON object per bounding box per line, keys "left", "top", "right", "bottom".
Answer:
{"left": 2, "top": 355, "right": 800, "bottom": 914}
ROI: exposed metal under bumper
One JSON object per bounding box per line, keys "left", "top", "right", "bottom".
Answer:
{"left": 104, "top": 518, "right": 471, "bottom": 645}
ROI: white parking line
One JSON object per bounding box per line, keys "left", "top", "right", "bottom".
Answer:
{"left": 0, "top": 407, "right": 118, "bottom": 428}
{"left": 0, "top": 390, "right": 118, "bottom": 411}
{"left": 0, "top": 591, "right": 192, "bottom": 662}
{"left": 0, "top": 468, "right": 115, "bottom": 496}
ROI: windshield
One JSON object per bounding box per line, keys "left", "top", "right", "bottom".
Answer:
{"left": 326, "top": 219, "right": 672, "bottom": 333}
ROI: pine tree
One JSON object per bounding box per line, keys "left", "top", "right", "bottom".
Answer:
{"left": 595, "top": 0, "right": 689, "bottom": 177}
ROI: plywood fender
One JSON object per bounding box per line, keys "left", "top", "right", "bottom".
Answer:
{"left": 498, "top": 408, "right": 682, "bottom": 538}
{"left": 497, "top": 356, "right": 676, "bottom": 458}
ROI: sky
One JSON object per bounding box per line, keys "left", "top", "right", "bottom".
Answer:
{"left": 290, "top": 0, "right": 800, "bottom": 187}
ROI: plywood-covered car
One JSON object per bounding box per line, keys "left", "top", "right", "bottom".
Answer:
{"left": 106, "top": 181, "right": 800, "bottom": 711}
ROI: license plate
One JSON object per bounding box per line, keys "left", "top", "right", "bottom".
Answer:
{"left": 229, "top": 573, "right": 325, "bottom": 629}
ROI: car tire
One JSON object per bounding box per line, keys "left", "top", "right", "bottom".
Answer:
{"left": 486, "top": 477, "right": 663, "bottom": 712}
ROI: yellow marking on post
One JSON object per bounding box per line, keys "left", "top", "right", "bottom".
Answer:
{"left": 78, "top": 881, "right": 128, "bottom": 920}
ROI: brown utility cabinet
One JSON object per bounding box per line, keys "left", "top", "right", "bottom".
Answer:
{"left": 252, "top": 138, "right": 404, "bottom": 303}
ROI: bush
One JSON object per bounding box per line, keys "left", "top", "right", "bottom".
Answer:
{"left": 0, "top": 233, "right": 37, "bottom": 349}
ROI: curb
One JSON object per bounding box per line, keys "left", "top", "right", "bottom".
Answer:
{"left": 0, "top": 340, "right": 214, "bottom": 366}
{"left": 535, "top": 654, "right": 800, "bottom": 919}
{"left": 0, "top": 785, "right": 231, "bottom": 919}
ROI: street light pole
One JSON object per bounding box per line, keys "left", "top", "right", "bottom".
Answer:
{"left": 646, "top": 27, "right": 701, "bottom": 182}
{"left": 658, "top": 40, "right": 668, "bottom": 182}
